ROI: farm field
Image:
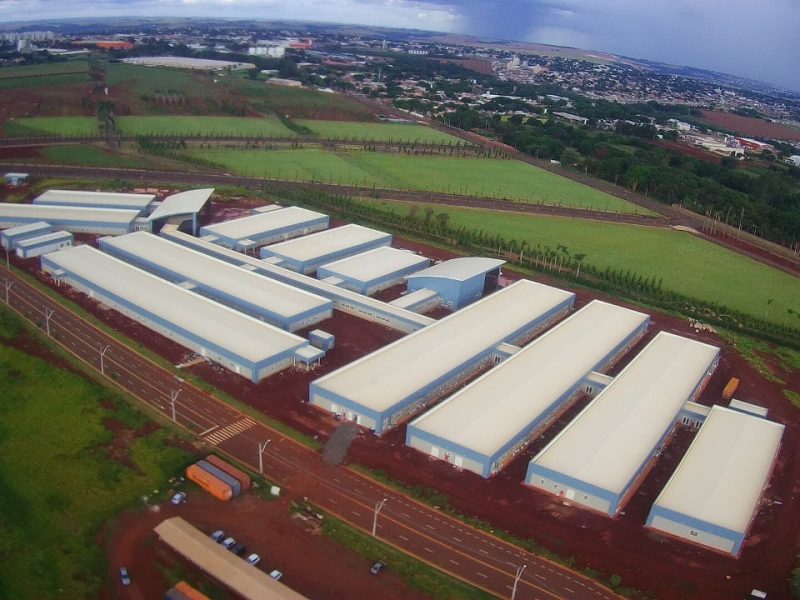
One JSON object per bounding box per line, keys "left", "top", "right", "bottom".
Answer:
{"left": 116, "top": 115, "right": 295, "bottom": 136}
{"left": 188, "top": 148, "right": 647, "bottom": 213}
{"left": 2, "top": 116, "right": 98, "bottom": 136}
{"left": 363, "top": 199, "right": 800, "bottom": 323}
{"left": 0, "top": 307, "right": 192, "bottom": 600}
{"left": 40, "top": 144, "right": 181, "bottom": 169}
{"left": 0, "top": 60, "right": 89, "bottom": 80}
{"left": 700, "top": 110, "right": 800, "bottom": 142}
{"left": 296, "top": 119, "right": 462, "bottom": 143}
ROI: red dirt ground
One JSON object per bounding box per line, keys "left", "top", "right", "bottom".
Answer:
{"left": 0, "top": 82, "right": 95, "bottom": 122}
{"left": 700, "top": 110, "right": 800, "bottom": 142}
{"left": 14, "top": 211, "right": 800, "bottom": 600}
{"left": 434, "top": 58, "right": 494, "bottom": 76}
{"left": 654, "top": 139, "right": 721, "bottom": 163}
{"left": 100, "top": 492, "right": 430, "bottom": 600}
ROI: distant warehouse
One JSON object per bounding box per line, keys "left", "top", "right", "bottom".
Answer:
{"left": 406, "top": 301, "right": 649, "bottom": 478}
{"left": 404, "top": 257, "right": 505, "bottom": 309}
{"left": 317, "top": 246, "right": 430, "bottom": 295}
{"left": 33, "top": 189, "right": 156, "bottom": 215}
{"left": 260, "top": 224, "right": 391, "bottom": 274}
{"left": 42, "top": 245, "right": 310, "bottom": 382}
{"left": 14, "top": 231, "right": 73, "bottom": 258}
{"left": 0, "top": 221, "right": 53, "bottom": 250}
{"left": 526, "top": 332, "right": 720, "bottom": 516}
{"left": 0, "top": 203, "right": 142, "bottom": 235}
{"left": 646, "top": 405, "right": 783, "bottom": 556}
{"left": 99, "top": 232, "right": 333, "bottom": 332}
{"left": 310, "top": 280, "right": 575, "bottom": 434}
{"left": 199, "top": 206, "right": 329, "bottom": 252}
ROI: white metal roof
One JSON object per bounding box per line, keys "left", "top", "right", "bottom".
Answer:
{"left": 312, "top": 280, "right": 575, "bottom": 413}
{"left": 405, "top": 257, "right": 505, "bottom": 282}
{"left": 34, "top": 189, "right": 155, "bottom": 210}
{"left": 652, "top": 405, "right": 783, "bottom": 534}
{"left": 410, "top": 301, "right": 649, "bottom": 457}
{"left": 0, "top": 221, "right": 51, "bottom": 236}
{"left": 0, "top": 204, "right": 139, "bottom": 224}
{"left": 101, "top": 232, "right": 331, "bottom": 320}
{"left": 15, "top": 231, "right": 72, "bottom": 247}
{"left": 44, "top": 245, "right": 305, "bottom": 363}
{"left": 147, "top": 189, "right": 214, "bottom": 221}
{"left": 263, "top": 224, "right": 390, "bottom": 262}
{"left": 202, "top": 206, "right": 327, "bottom": 241}
{"left": 319, "top": 246, "right": 428, "bottom": 283}
{"left": 531, "top": 332, "right": 720, "bottom": 496}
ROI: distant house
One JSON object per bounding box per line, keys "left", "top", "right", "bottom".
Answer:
{"left": 735, "top": 137, "right": 775, "bottom": 154}
{"left": 786, "top": 155, "right": 800, "bottom": 167}
{"left": 4, "top": 172, "right": 29, "bottom": 187}
{"left": 552, "top": 112, "right": 588, "bottom": 126}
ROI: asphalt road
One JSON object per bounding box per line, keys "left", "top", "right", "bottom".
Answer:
{"left": 2, "top": 266, "right": 620, "bottom": 600}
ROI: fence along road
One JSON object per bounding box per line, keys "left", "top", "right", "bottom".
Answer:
{"left": 2, "top": 266, "right": 620, "bottom": 600}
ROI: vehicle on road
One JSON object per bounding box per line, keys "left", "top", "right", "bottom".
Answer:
{"left": 370, "top": 561, "right": 387, "bottom": 575}
{"left": 231, "top": 542, "right": 247, "bottom": 556}
{"left": 119, "top": 567, "right": 131, "bottom": 586}
{"left": 221, "top": 536, "right": 236, "bottom": 550}
{"left": 210, "top": 530, "right": 225, "bottom": 542}
{"left": 170, "top": 491, "right": 187, "bottom": 505}
{"left": 269, "top": 570, "right": 283, "bottom": 581}
{"left": 246, "top": 553, "right": 261, "bottom": 566}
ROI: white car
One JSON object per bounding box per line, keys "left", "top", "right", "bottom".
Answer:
{"left": 246, "top": 553, "right": 261, "bottom": 566}
{"left": 269, "top": 570, "right": 283, "bottom": 581}
{"left": 222, "top": 536, "right": 236, "bottom": 550}
{"left": 170, "top": 491, "right": 187, "bottom": 505}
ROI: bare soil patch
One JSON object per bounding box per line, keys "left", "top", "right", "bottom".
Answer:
{"left": 700, "top": 110, "right": 800, "bottom": 141}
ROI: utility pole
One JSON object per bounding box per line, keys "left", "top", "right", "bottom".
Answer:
{"left": 99, "top": 344, "right": 111, "bottom": 375}
{"left": 511, "top": 564, "right": 527, "bottom": 600}
{"left": 3, "top": 279, "right": 12, "bottom": 304}
{"left": 372, "top": 498, "right": 388, "bottom": 536}
{"left": 44, "top": 308, "right": 55, "bottom": 337}
{"left": 258, "top": 439, "right": 271, "bottom": 475}
{"left": 169, "top": 389, "right": 182, "bottom": 422}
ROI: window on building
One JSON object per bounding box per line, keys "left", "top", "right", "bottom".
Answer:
{"left": 689, "top": 530, "right": 698, "bottom": 537}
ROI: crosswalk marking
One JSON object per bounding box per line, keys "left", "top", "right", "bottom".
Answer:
{"left": 204, "top": 417, "right": 257, "bottom": 445}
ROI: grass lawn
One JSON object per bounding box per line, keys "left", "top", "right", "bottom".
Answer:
{"left": 187, "top": 148, "right": 646, "bottom": 214}
{"left": 0, "top": 60, "right": 88, "bottom": 80}
{"left": 105, "top": 62, "right": 214, "bottom": 97}
{"left": 0, "top": 73, "right": 88, "bottom": 90}
{"left": 3, "top": 116, "right": 99, "bottom": 136}
{"left": 362, "top": 199, "right": 800, "bottom": 323}
{"left": 41, "top": 145, "right": 166, "bottom": 169}
{"left": 0, "top": 307, "right": 193, "bottom": 600}
{"left": 296, "top": 120, "right": 462, "bottom": 143}
{"left": 116, "top": 115, "right": 295, "bottom": 137}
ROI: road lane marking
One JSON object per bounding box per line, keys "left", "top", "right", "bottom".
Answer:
{"left": 476, "top": 572, "right": 488, "bottom": 579}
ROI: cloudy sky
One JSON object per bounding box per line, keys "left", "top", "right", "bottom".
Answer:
{"left": 1, "top": 0, "right": 798, "bottom": 90}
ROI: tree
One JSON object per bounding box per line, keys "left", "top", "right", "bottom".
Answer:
{"left": 435, "top": 213, "right": 450, "bottom": 230}
{"left": 573, "top": 253, "right": 587, "bottom": 278}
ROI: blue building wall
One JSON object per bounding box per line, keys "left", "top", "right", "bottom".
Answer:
{"left": 15, "top": 233, "right": 73, "bottom": 258}
{"left": 645, "top": 505, "right": 744, "bottom": 555}
{"left": 260, "top": 234, "right": 392, "bottom": 274}
{"left": 407, "top": 273, "right": 486, "bottom": 309}
{"left": 0, "top": 215, "right": 134, "bottom": 235}
{"left": 1, "top": 222, "right": 53, "bottom": 250}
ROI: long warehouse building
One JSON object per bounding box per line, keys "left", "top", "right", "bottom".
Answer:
{"left": 199, "top": 205, "right": 329, "bottom": 251}
{"left": 317, "top": 246, "right": 430, "bottom": 295}
{"left": 33, "top": 189, "right": 156, "bottom": 214}
{"left": 0, "top": 203, "right": 143, "bottom": 235}
{"left": 41, "top": 245, "right": 309, "bottom": 382}
{"left": 310, "top": 280, "right": 576, "bottom": 434}
{"left": 99, "top": 232, "right": 333, "bottom": 331}
{"left": 260, "top": 224, "right": 391, "bottom": 274}
{"left": 406, "top": 301, "right": 649, "bottom": 478}
{"left": 161, "top": 226, "right": 433, "bottom": 333}
{"left": 525, "top": 331, "right": 720, "bottom": 516}
{"left": 646, "top": 405, "right": 783, "bottom": 556}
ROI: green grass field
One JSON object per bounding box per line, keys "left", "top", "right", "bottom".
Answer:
{"left": 187, "top": 148, "right": 646, "bottom": 213}
{"left": 41, "top": 145, "right": 171, "bottom": 169}
{"left": 362, "top": 199, "right": 800, "bottom": 324}
{"left": 0, "top": 308, "right": 192, "bottom": 599}
{"left": 105, "top": 62, "right": 213, "bottom": 97}
{"left": 116, "top": 115, "right": 295, "bottom": 137}
{"left": 296, "top": 119, "right": 462, "bottom": 143}
{"left": 0, "top": 60, "right": 88, "bottom": 80}
{"left": 3, "top": 116, "right": 99, "bottom": 136}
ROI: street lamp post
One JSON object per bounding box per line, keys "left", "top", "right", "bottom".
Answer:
{"left": 44, "top": 308, "right": 54, "bottom": 337}
{"left": 99, "top": 344, "right": 111, "bottom": 375}
{"left": 3, "top": 279, "right": 12, "bottom": 304}
{"left": 169, "top": 389, "right": 181, "bottom": 422}
{"left": 372, "top": 498, "right": 388, "bottom": 536}
{"left": 258, "top": 439, "right": 271, "bottom": 475}
{"left": 511, "top": 564, "right": 527, "bottom": 600}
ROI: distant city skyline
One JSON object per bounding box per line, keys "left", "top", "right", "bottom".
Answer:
{"left": 0, "top": 0, "right": 798, "bottom": 91}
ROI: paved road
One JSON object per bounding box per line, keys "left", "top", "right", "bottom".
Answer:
{"left": 2, "top": 266, "right": 620, "bottom": 600}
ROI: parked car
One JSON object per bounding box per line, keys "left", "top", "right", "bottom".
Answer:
{"left": 231, "top": 542, "right": 247, "bottom": 556}
{"left": 221, "top": 536, "right": 236, "bottom": 550}
{"left": 246, "top": 553, "right": 261, "bottom": 566}
{"left": 119, "top": 567, "right": 131, "bottom": 586}
{"left": 370, "top": 561, "right": 387, "bottom": 575}
{"left": 170, "top": 491, "right": 187, "bottom": 505}
{"left": 210, "top": 530, "right": 225, "bottom": 543}
{"left": 269, "top": 570, "right": 283, "bottom": 581}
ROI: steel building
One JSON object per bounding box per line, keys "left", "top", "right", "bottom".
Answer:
{"left": 147, "top": 188, "right": 214, "bottom": 235}
{"left": 1, "top": 221, "right": 53, "bottom": 250}
{"left": 33, "top": 189, "right": 156, "bottom": 214}
{"left": 317, "top": 247, "right": 430, "bottom": 295}
{"left": 0, "top": 204, "right": 141, "bottom": 235}
{"left": 99, "top": 232, "right": 333, "bottom": 332}
{"left": 161, "top": 226, "right": 433, "bottom": 333}
{"left": 310, "top": 280, "right": 576, "bottom": 434}
{"left": 4, "top": 172, "right": 29, "bottom": 187}
{"left": 646, "top": 405, "right": 783, "bottom": 556}
{"left": 41, "top": 245, "right": 309, "bottom": 382}
{"left": 260, "top": 224, "right": 391, "bottom": 274}
{"left": 405, "top": 257, "right": 505, "bottom": 309}
{"left": 526, "top": 332, "right": 720, "bottom": 515}
{"left": 14, "top": 231, "right": 73, "bottom": 258}
{"left": 407, "top": 301, "right": 649, "bottom": 478}
{"left": 199, "top": 206, "right": 329, "bottom": 251}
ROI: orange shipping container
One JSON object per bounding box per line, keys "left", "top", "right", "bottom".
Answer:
{"left": 186, "top": 464, "right": 232, "bottom": 502}
{"left": 174, "top": 581, "right": 212, "bottom": 600}
{"left": 205, "top": 455, "right": 252, "bottom": 490}
{"left": 722, "top": 377, "right": 740, "bottom": 401}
